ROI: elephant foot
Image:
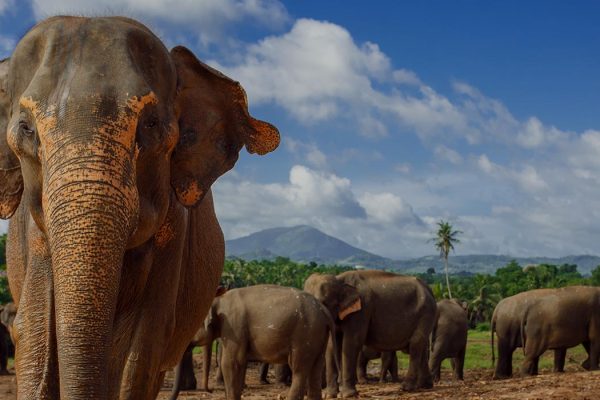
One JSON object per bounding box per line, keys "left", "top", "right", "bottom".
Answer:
{"left": 340, "top": 387, "right": 359, "bottom": 398}
{"left": 402, "top": 379, "right": 417, "bottom": 392}
{"left": 492, "top": 372, "right": 509, "bottom": 380}
{"left": 582, "top": 358, "right": 591, "bottom": 370}
{"left": 260, "top": 378, "right": 270, "bottom": 385}
{"left": 357, "top": 377, "right": 368, "bottom": 384}
{"left": 324, "top": 386, "right": 340, "bottom": 399}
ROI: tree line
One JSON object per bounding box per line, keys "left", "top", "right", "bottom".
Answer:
{"left": 2, "top": 233, "right": 600, "bottom": 327}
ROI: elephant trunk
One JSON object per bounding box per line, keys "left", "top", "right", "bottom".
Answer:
{"left": 202, "top": 343, "right": 212, "bottom": 392}
{"left": 44, "top": 137, "right": 139, "bottom": 398}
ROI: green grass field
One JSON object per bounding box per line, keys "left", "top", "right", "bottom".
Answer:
{"left": 395, "top": 330, "right": 589, "bottom": 371}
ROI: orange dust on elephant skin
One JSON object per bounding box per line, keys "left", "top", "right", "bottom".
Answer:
{"left": 0, "top": 16, "right": 280, "bottom": 400}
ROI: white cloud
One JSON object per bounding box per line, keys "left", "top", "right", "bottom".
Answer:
{"left": 455, "top": 81, "right": 570, "bottom": 148}
{"left": 434, "top": 145, "right": 463, "bottom": 164}
{"left": 30, "top": 0, "right": 289, "bottom": 47}
{"left": 0, "top": 0, "right": 13, "bottom": 15}
{"left": 358, "top": 192, "right": 422, "bottom": 225}
{"left": 285, "top": 138, "right": 329, "bottom": 170}
{"left": 214, "top": 18, "right": 467, "bottom": 139}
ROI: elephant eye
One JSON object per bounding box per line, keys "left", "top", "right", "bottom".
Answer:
{"left": 18, "top": 121, "right": 35, "bottom": 137}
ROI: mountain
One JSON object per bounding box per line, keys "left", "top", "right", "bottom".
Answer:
{"left": 226, "top": 225, "right": 403, "bottom": 269}
{"left": 225, "top": 226, "right": 600, "bottom": 275}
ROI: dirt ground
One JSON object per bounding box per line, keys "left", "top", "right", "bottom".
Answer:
{"left": 1, "top": 357, "right": 600, "bottom": 399}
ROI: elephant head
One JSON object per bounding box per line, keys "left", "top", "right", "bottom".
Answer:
{"left": 304, "top": 273, "right": 362, "bottom": 321}
{"left": 0, "top": 16, "right": 278, "bottom": 398}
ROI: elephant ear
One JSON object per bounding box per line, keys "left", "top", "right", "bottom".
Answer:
{"left": 169, "top": 46, "right": 280, "bottom": 207}
{"left": 338, "top": 283, "right": 361, "bottom": 321}
{"left": 0, "top": 57, "right": 23, "bottom": 219}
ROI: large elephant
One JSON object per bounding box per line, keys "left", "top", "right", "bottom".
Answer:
{"left": 520, "top": 286, "right": 600, "bottom": 376}
{"left": 171, "top": 285, "right": 336, "bottom": 400}
{"left": 357, "top": 347, "right": 399, "bottom": 384}
{"left": 491, "top": 288, "right": 589, "bottom": 379}
{"left": 429, "top": 299, "right": 468, "bottom": 382}
{"left": 0, "top": 16, "right": 279, "bottom": 399}
{"left": 304, "top": 270, "right": 436, "bottom": 397}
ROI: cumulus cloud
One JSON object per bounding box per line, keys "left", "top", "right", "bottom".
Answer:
{"left": 212, "top": 165, "right": 438, "bottom": 258}
{"left": 30, "top": 0, "right": 289, "bottom": 47}
{"left": 454, "top": 81, "right": 570, "bottom": 148}
{"left": 214, "top": 18, "right": 467, "bottom": 139}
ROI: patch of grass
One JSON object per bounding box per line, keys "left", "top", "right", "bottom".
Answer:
{"left": 396, "top": 330, "right": 589, "bottom": 372}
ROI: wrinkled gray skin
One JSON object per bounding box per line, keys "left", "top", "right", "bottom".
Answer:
{"left": 304, "top": 270, "right": 436, "bottom": 398}
{"left": 357, "top": 347, "right": 398, "bottom": 384}
{"left": 491, "top": 289, "right": 590, "bottom": 379}
{"left": 0, "top": 16, "right": 279, "bottom": 400}
{"left": 172, "top": 285, "right": 336, "bottom": 400}
{"left": 430, "top": 299, "right": 468, "bottom": 382}
{"left": 520, "top": 286, "right": 599, "bottom": 376}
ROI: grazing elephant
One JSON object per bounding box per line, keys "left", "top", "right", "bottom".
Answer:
{"left": 357, "top": 347, "right": 399, "bottom": 384}
{"left": 171, "top": 285, "right": 336, "bottom": 400}
{"left": 0, "top": 16, "right": 279, "bottom": 400}
{"left": 429, "top": 299, "right": 468, "bottom": 382}
{"left": 491, "top": 289, "right": 589, "bottom": 379}
{"left": 520, "top": 286, "right": 600, "bottom": 376}
{"left": 304, "top": 270, "right": 436, "bottom": 397}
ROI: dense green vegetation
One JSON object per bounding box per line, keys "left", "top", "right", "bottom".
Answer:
{"left": 2, "top": 232, "right": 600, "bottom": 323}
{"left": 223, "top": 256, "right": 600, "bottom": 327}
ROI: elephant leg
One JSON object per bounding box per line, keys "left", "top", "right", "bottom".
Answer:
{"left": 324, "top": 333, "right": 341, "bottom": 398}
{"left": 357, "top": 351, "right": 369, "bottom": 384}
{"left": 521, "top": 340, "right": 543, "bottom": 377}
{"left": 454, "top": 348, "right": 465, "bottom": 381}
{"left": 12, "top": 238, "right": 60, "bottom": 399}
{"left": 380, "top": 352, "right": 392, "bottom": 383}
{"left": 259, "top": 362, "right": 270, "bottom": 384}
{"left": 287, "top": 349, "right": 311, "bottom": 400}
{"left": 493, "top": 339, "right": 513, "bottom": 379}
{"left": 405, "top": 333, "right": 432, "bottom": 391}
{"left": 340, "top": 334, "right": 362, "bottom": 398}
{"left": 389, "top": 353, "right": 399, "bottom": 383}
{"left": 429, "top": 347, "right": 443, "bottom": 383}
{"left": 582, "top": 341, "right": 591, "bottom": 370}
{"left": 216, "top": 340, "right": 224, "bottom": 385}
{"left": 179, "top": 345, "right": 197, "bottom": 390}
{"left": 0, "top": 326, "right": 8, "bottom": 374}
{"left": 221, "top": 345, "right": 246, "bottom": 400}
{"left": 553, "top": 348, "right": 566, "bottom": 373}
{"left": 307, "top": 355, "right": 326, "bottom": 400}
{"left": 589, "top": 340, "right": 600, "bottom": 371}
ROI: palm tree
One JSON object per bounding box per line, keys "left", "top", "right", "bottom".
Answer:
{"left": 430, "top": 220, "right": 462, "bottom": 299}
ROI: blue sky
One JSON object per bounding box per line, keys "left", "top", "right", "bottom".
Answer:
{"left": 1, "top": 1, "right": 600, "bottom": 259}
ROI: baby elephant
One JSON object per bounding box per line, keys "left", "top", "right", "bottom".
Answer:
{"left": 430, "top": 299, "right": 468, "bottom": 382}
{"left": 357, "top": 347, "right": 399, "bottom": 383}
{"left": 182, "top": 285, "right": 336, "bottom": 400}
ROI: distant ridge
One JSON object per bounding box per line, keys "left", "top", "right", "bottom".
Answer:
{"left": 225, "top": 226, "right": 600, "bottom": 275}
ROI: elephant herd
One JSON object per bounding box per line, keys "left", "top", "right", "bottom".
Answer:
{"left": 0, "top": 13, "right": 598, "bottom": 400}
{"left": 169, "top": 271, "right": 470, "bottom": 400}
